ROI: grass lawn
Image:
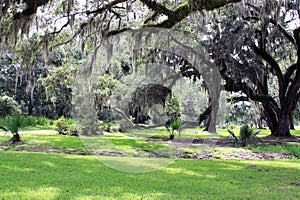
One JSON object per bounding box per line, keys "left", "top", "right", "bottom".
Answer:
{"left": 0, "top": 127, "right": 299, "bottom": 199}
{"left": 0, "top": 151, "right": 299, "bottom": 200}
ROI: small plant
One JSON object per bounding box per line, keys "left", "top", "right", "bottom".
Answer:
{"left": 228, "top": 124, "right": 261, "bottom": 147}
{"left": 0, "top": 113, "right": 28, "bottom": 143}
{"left": 239, "top": 124, "right": 261, "bottom": 147}
{"left": 69, "top": 124, "right": 79, "bottom": 136}
{"left": 54, "top": 117, "right": 69, "bottom": 135}
{"left": 54, "top": 117, "right": 79, "bottom": 136}
{"left": 168, "top": 119, "right": 181, "bottom": 140}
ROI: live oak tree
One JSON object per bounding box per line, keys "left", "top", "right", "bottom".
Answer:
{"left": 0, "top": 0, "right": 241, "bottom": 126}
{"left": 0, "top": 0, "right": 241, "bottom": 50}
{"left": 205, "top": 0, "right": 300, "bottom": 137}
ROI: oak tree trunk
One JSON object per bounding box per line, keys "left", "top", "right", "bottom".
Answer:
{"left": 271, "top": 114, "right": 292, "bottom": 137}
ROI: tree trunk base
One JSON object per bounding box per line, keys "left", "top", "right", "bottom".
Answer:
{"left": 271, "top": 130, "right": 292, "bottom": 137}
{"left": 9, "top": 133, "right": 22, "bottom": 143}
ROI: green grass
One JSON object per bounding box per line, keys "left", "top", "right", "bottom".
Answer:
{"left": 0, "top": 127, "right": 299, "bottom": 199}
{"left": 0, "top": 132, "right": 89, "bottom": 155}
{"left": 247, "top": 144, "right": 300, "bottom": 158}
{"left": 0, "top": 151, "right": 299, "bottom": 199}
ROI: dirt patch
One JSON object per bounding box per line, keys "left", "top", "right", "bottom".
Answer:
{"left": 0, "top": 137, "right": 298, "bottom": 160}
{"left": 177, "top": 149, "right": 294, "bottom": 160}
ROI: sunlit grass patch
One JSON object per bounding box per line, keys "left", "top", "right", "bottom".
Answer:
{"left": 0, "top": 152, "right": 299, "bottom": 199}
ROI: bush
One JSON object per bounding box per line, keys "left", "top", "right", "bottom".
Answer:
{"left": 54, "top": 117, "right": 69, "bottom": 135}
{"left": 54, "top": 117, "right": 79, "bottom": 136}
{"left": 100, "top": 121, "right": 116, "bottom": 132}
{"left": 0, "top": 96, "right": 20, "bottom": 117}
{"left": 27, "top": 116, "right": 52, "bottom": 126}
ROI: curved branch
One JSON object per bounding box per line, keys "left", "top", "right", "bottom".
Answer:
{"left": 252, "top": 44, "right": 285, "bottom": 105}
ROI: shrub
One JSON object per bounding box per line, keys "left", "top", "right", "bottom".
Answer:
{"left": 54, "top": 117, "right": 69, "bottom": 135}
{"left": 26, "top": 116, "right": 52, "bottom": 126}
{"left": 0, "top": 96, "right": 21, "bottom": 117}
{"left": 100, "top": 121, "right": 116, "bottom": 132}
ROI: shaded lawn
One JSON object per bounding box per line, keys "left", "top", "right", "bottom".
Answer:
{"left": 0, "top": 151, "right": 299, "bottom": 200}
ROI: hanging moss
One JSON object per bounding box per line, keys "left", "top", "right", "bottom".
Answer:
{"left": 128, "top": 83, "right": 171, "bottom": 117}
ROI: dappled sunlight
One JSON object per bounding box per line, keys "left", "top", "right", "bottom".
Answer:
{"left": 163, "top": 167, "right": 216, "bottom": 178}
{"left": 97, "top": 156, "right": 175, "bottom": 173}
{"left": 0, "top": 187, "right": 60, "bottom": 200}
{"left": 240, "top": 160, "right": 300, "bottom": 170}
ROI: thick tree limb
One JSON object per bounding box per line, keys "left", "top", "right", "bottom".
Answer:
{"left": 220, "top": 65, "right": 279, "bottom": 114}
{"left": 140, "top": 0, "right": 173, "bottom": 17}
{"left": 284, "top": 64, "right": 297, "bottom": 83}
{"left": 282, "top": 27, "right": 300, "bottom": 115}
{"left": 144, "top": 0, "right": 241, "bottom": 28}
{"left": 252, "top": 44, "right": 285, "bottom": 105}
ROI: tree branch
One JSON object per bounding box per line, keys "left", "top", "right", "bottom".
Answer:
{"left": 270, "top": 19, "right": 296, "bottom": 47}
{"left": 220, "top": 65, "right": 279, "bottom": 113}
{"left": 252, "top": 44, "right": 285, "bottom": 105}
{"left": 86, "top": 0, "right": 128, "bottom": 15}
{"left": 140, "top": 0, "right": 174, "bottom": 17}
{"left": 144, "top": 0, "right": 241, "bottom": 28}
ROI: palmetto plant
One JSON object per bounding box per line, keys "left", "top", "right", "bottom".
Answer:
{"left": 228, "top": 125, "right": 261, "bottom": 147}
{"left": 0, "top": 113, "right": 28, "bottom": 143}
{"left": 239, "top": 124, "right": 261, "bottom": 147}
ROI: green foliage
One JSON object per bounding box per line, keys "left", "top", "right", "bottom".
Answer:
{"left": 165, "top": 94, "right": 181, "bottom": 120}
{"left": 0, "top": 96, "right": 20, "bottom": 117}
{"left": 97, "top": 109, "right": 114, "bottom": 122}
{"left": 228, "top": 125, "right": 261, "bottom": 147}
{"left": 54, "top": 117, "right": 73, "bottom": 135}
{"left": 171, "top": 118, "right": 181, "bottom": 135}
{"left": 26, "top": 116, "right": 52, "bottom": 126}
{"left": 100, "top": 121, "right": 116, "bottom": 132}
{"left": 165, "top": 95, "right": 182, "bottom": 139}
{"left": 93, "top": 73, "right": 118, "bottom": 109}
{"left": 0, "top": 113, "right": 28, "bottom": 135}
{"left": 239, "top": 125, "right": 261, "bottom": 147}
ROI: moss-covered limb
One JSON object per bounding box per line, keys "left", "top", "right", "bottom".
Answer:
{"left": 144, "top": 0, "right": 241, "bottom": 28}
{"left": 106, "top": 27, "right": 132, "bottom": 37}
{"left": 190, "top": 0, "right": 241, "bottom": 11}
{"left": 140, "top": 0, "right": 173, "bottom": 17}
{"left": 86, "top": 0, "right": 128, "bottom": 15}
